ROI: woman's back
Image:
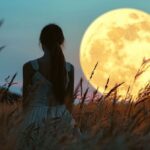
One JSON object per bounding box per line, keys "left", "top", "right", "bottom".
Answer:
{"left": 27, "top": 59, "right": 71, "bottom": 107}
{"left": 20, "top": 59, "right": 75, "bottom": 129}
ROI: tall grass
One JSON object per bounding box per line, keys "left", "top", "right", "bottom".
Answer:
{"left": 0, "top": 62, "right": 150, "bottom": 149}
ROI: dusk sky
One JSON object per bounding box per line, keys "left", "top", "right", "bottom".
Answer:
{"left": 0, "top": 0, "right": 149, "bottom": 94}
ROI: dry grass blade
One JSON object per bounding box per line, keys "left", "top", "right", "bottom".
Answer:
{"left": 80, "top": 87, "right": 89, "bottom": 109}
{"left": 135, "top": 69, "right": 148, "bottom": 81}
{"left": 96, "top": 77, "right": 110, "bottom": 103}
{"left": 125, "top": 86, "right": 130, "bottom": 100}
{"left": 89, "top": 61, "right": 99, "bottom": 80}
{"left": 142, "top": 57, "right": 150, "bottom": 65}
{"left": 109, "top": 91, "right": 117, "bottom": 134}
{"left": 134, "top": 57, "right": 150, "bottom": 81}
{"left": 127, "top": 101, "right": 133, "bottom": 119}
{"left": 92, "top": 86, "right": 99, "bottom": 102}
{"left": 1, "top": 73, "right": 17, "bottom": 102}
{"left": 134, "top": 97, "right": 150, "bottom": 107}
{"left": 105, "top": 82, "right": 124, "bottom": 99}
{"left": 129, "top": 115, "right": 146, "bottom": 132}
{"left": 78, "top": 61, "right": 99, "bottom": 108}
{"left": 105, "top": 77, "right": 110, "bottom": 91}
{"left": 73, "top": 77, "right": 83, "bottom": 99}
{"left": 128, "top": 107, "right": 145, "bottom": 132}
{"left": 6, "top": 72, "right": 18, "bottom": 91}
{"left": 78, "top": 87, "right": 89, "bottom": 129}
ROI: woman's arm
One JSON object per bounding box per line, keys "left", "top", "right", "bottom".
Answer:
{"left": 22, "top": 62, "right": 32, "bottom": 108}
{"left": 65, "top": 64, "right": 74, "bottom": 113}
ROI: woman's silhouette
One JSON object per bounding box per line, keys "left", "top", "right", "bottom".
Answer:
{"left": 21, "top": 24, "right": 75, "bottom": 129}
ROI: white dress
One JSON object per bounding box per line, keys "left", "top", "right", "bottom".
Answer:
{"left": 15, "top": 60, "right": 82, "bottom": 149}
{"left": 20, "top": 59, "right": 75, "bottom": 130}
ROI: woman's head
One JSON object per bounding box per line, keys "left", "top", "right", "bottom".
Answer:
{"left": 39, "top": 24, "right": 67, "bottom": 104}
{"left": 40, "top": 24, "right": 64, "bottom": 50}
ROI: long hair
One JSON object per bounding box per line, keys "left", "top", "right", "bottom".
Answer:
{"left": 39, "top": 24, "right": 67, "bottom": 104}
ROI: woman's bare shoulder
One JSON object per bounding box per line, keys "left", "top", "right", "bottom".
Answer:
{"left": 23, "top": 61, "right": 30, "bottom": 69}
{"left": 23, "top": 59, "right": 36, "bottom": 71}
{"left": 23, "top": 58, "right": 39, "bottom": 67}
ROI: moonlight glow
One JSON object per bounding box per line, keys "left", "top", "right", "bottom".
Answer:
{"left": 80, "top": 8, "right": 150, "bottom": 97}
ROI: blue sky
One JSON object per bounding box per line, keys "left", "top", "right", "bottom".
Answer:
{"left": 0, "top": 0, "right": 149, "bottom": 94}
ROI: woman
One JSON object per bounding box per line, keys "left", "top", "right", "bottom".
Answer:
{"left": 21, "top": 24, "right": 75, "bottom": 129}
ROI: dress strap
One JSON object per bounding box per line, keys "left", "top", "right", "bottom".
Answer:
{"left": 30, "top": 60, "right": 39, "bottom": 71}
{"left": 65, "top": 62, "right": 71, "bottom": 72}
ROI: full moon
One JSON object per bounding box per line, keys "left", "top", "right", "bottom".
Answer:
{"left": 80, "top": 8, "right": 150, "bottom": 98}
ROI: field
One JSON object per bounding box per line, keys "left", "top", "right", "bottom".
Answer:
{"left": 0, "top": 72, "right": 150, "bottom": 150}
